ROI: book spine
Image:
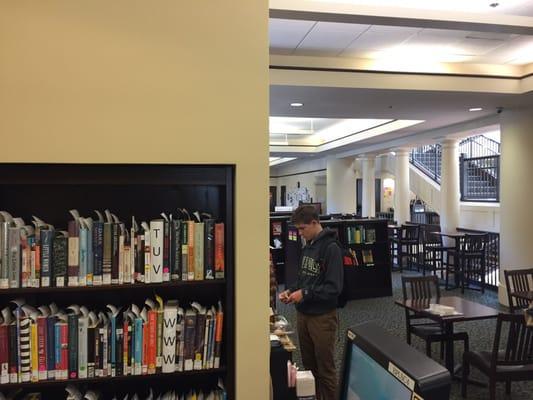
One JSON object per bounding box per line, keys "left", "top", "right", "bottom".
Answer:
{"left": 111, "top": 223, "right": 119, "bottom": 285}
{"left": 181, "top": 222, "right": 189, "bottom": 281}
{"left": 202, "top": 313, "right": 211, "bottom": 369}
{"left": 0, "top": 222, "right": 9, "bottom": 288}
{"left": 30, "top": 319, "right": 38, "bottom": 382}
{"left": 171, "top": 220, "right": 182, "bottom": 281}
{"left": 67, "top": 314, "right": 78, "bottom": 379}
{"left": 116, "top": 326, "right": 123, "bottom": 376}
{"left": 214, "top": 308, "right": 223, "bottom": 369}
{"left": 135, "top": 232, "right": 144, "bottom": 283}
{"left": 101, "top": 324, "right": 108, "bottom": 377}
{"left": 214, "top": 223, "right": 225, "bottom": 279}
{"left": 110, "top": 316, "right": 116, "bottom": 377}
{"left": 187, "top": 221, "right": 195, "bottom": 280}
{"left": 52, "top": 235, "right": 68, "bottom": 287}
{"left": 67, "top": 220, "right": 80, "bottom": 287}
{"left": 183, "top": 311, "right": 196, "bottom": 371}
{"left": 156, "top": 309, "right": 163, "bottom": 372}
{"left": 8, "top": 323, "right": 18, "bottom": 383}
{"left": 204, "top": 220, "right": 215, "bottom": 279}
{"left": 193, "top": 312, "right": 206, "bottom": 370}
{"left": 46, "top": 317, "right": 55, "bottom": 380}
{"left": 59, "top": 323, "right": 68, "bottom": 380}
{"left": 134, "top": 318, "right": 143, "bottom": 375}
{"left": 79, "top": 226, "right": 88, "bottom": 286}
{"left": 207, "top": 312, "right": 216, "bottom": 369}
{"left": 95, "top": 326, "right": 102, "bottom": 377}
{"left": 8, "top": 227, "right": 21, "bottom": 288}
{"left": 143, "top": 228, "right": 151, "bottom": 284}
{"left": 123, "top": 239, "right": 131, "bottom": 285}
{"left": 163, "top": 220, "right": 170, "bottom": 282}
{"left": 21, "top": 234, "right": 31, "bottom": 288}
{"left": 0, "top": 325, "right": 8, "bottom": 383}
{"left": 176, "top": 311, "right": 184, "bottom": 372}
{"left": 150, "top": 220, "right": 164, "bottom": 283}
{"left": 30, "top": 235, "right": 40, "bottom": 288}
{"left": 20, "top": 317, "right": 31, "bottom": 382}
{"left": 194, "top": 222, "right": 204, "bottom": 281}
{"left": 78, "top": 317, "right": 88, "bottom": 379}
{"left": 87, "top": 326, "right": 95, "bottom": 378}
{"left": 147, "top": 310, "right": 157, "bottom": 374}
{"left": 168, "top": 219, "right": 175, "bottom": 281}
{"left": 162, "top": 306, "right": 177, "bottom": 373}
{"left": 122, "top": 320, "right": 129, "bottom": 375}
{"left": 36, "top": 317, "right": 47, "bottom": 381}
{"left": 102, "top": 222, "right": 113, "bottom": 285}
{"left": 118, "top": 225, "right": 125, "bottom": 285}
{"left": 93, "top": 221, "right": 104, "bottom": 285}
{"left": 86, "top": 225, "right": 93, "bottom": 286}
{"left": 40, "top": 229, "right": 53, "bottom": 287}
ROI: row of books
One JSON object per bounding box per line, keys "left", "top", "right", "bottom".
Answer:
{"left": 0, "top": 382, "right": 227, "bottom": 400}
{"left": 346, "top": 248, "right": 375, "bottom": 267}
{"left": 0, "top": 296, "right": 224, "bottom": 385}
{"left": 345, "top": 226, "right": 376, "bottom": 245}
{"left": 0, "top": 209, "right": 225, "bottom": 290}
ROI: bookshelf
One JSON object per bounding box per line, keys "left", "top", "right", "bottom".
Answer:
{"left": 284, "top": 218, "right": 392, "bottom": 300}
{"left": 0, "top": 163, "right": 235, "bottom": 399}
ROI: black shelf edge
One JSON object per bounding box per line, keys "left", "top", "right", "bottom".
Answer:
{"left": 347, "top": 241, "right": 387, "bottom": 246}
{"left": 0, "top": 279, "right": 226, "bottom": 295}
{"left": 0, "top": 367, "right": 227, "bottom": 390}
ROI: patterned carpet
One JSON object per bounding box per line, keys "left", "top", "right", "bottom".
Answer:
{"left": 277, "top": 271, "right": 533, "bottom": 400}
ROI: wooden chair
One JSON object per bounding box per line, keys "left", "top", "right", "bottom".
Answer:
{"left": 447, "top": 233, "right": 487, "bottom": 293}
{"left": 504, "top": 268, "right": 533, "bottom": 313}
{"left": 420, "top": 228, "right": 453, "bottom": 279}
{"left": 462, "top": 313, "right": 533, "bottom": 400}
{"left": 401, "top": 275, "right": 469, "bottom": 359}
{"left": 392, "top": 224, "right": 420, "bottom": 272}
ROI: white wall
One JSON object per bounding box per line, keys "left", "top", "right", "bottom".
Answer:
{"left": 270, "top": 158, "right": 327, "bottom": 209}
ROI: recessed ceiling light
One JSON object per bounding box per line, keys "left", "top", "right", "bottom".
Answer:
{"left": 490, "top": 2, "right": 499, "bottom": 8}
{"left": 290, "top": 102, "right": 304, "bottom": 108}
{"left": 469, "top": 107, "right": 483, "bottom": 112}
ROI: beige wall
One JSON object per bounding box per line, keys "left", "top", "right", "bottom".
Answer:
{"left": 0, "top": 2, "right": 269, "bottom": 399}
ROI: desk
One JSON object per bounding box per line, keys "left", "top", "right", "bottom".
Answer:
{"left": 395, "top": 296, "right": 499, "bottom": 375}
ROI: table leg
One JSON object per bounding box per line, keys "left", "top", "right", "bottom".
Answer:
{"left": 444, "top": 322, "right": 454, "bottom": 373}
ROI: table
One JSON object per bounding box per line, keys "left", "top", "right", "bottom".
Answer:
{"left": 395, "top": 296, "right": 499, "bottom": 376}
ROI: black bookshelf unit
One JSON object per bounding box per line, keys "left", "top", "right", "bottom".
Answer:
{"left": 284, "top": 218, "right": 392, "bottom": 300}
{"left": 0, "top": 163, "right": 235, "bottom": 399}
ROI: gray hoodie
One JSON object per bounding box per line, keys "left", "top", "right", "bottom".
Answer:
{"left": 290, "top": 228, "right": 343, "bottom": 315}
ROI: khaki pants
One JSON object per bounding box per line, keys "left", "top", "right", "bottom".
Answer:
{"left": 297, "top": 309, "right": 338, "bottom": 400}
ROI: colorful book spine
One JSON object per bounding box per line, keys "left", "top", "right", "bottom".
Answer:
{"left": 150, "top": 220, "right": 164, "bottom": 283}
{"left": 171, "top": 220, "right": 182, "bottom": 281}
{"left": 0, "top": 324, "right": 8, "bottom": 383}
{"left": 79, "top": 224, "right": 88, "bottom": 286}
{"left": 36, "top": 316, "right": 47, "bottom": 381}
{"left": 92, "top": 221, "right": 104, "bottom": 286}
{"left": 102, "top": 222, "right": 113, "bottom": 285}
{"left": 53, "top": 234, "right": 68, "bottom": 287}
{"left": 214, "top": 223, "right": 225, "bottom": 279}
{"left": 67, "top": 220, "right": 80, "bottom": 287}
{"left": 187, "top": 221, "right": 195, "bottom": 281}
{"left": 181, "top": 222, "right": 189, "bottom": 281}
{"left": 40, "top": 229, "right": 54, "bottom": 288}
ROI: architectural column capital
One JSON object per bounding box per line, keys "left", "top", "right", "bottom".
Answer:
{"left": 358, "top": 153, "right": 376, "bottom": 162}
{"left": 394, "top": 148, "right": 410, "bottom": 157}
{"left": 441, "top": 138, "right": 460, "bottom": 149}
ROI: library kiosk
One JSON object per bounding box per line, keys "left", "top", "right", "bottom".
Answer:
{"left": 340, "top": 322, "right": 451, "bottom": 400}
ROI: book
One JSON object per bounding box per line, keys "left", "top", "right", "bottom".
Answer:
{"left": 0, "top": 211, "right": 13, "bottom": 289}
{"left": 162, "top": 300, "right": 178, "bottom": 373}
{"left": 102, "top": 221, "right": 113, "bottom": 286}
{"left": 67, "top": 218, "right": 80, "bottom": 287}
{"left": 161, "top": 214, "right": 170, "bottom": 282}
{"left": 8, "top": 226, "right": 21, "bottom": 288}
{"left": 194, "top": 222, "right": 204, "bottom": 281}
{"left": 92, "top": 218, "right": 104, "bottom": 286}
{"left": 183, "top": 307, "right": 196, "bottom": 371}
{"left": 187, "top": 221, "right": 195, "bottom": 281}
{"left": 141, "top": 222, "right": 151, "bottom": 284}
{"left": 204, "top": 219, "right": 215, "bottom": 280}
{"left": 181, "top": 221, "right": 189, "bottom": 281}
{"left": 365, "top": 228, "right": 376, "bottom": 244}
{"left": 362, "top": 249, "right": 374, "bottom": 266}
{"left": 150, "top": 219, "right": 164, "bottom": 283}
{"left": 67, "top": 313, "right": 79, "bottom": 379}
{"left": 191, "top": 302, "right": 206, "bottom": 370}
{"left": 53, "top": 232, "right": 68, "bottom": 288}
{"left": 214, "top": 301, "right": 224, "bottom": 369}
{"left": 40, "top": 228, "right": 54, "bottom": 288}
{"left": 175, "top": 306, "right": 185, "bottom": 372}
{"left": 214, "top": 223, "right": 225, "bottom": 279}
{"left": 78, "top": 219, "right": 89, "bottom": 287}
{"left": 111, "top": 222, "right": 119, "bottom": 285}
{"left": 171, "top": 219, "right": 182, "bottom": 281}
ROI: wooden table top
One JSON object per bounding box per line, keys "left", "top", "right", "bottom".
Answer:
{"left": 395, "top": 296, "right": 500, "bottom": 322}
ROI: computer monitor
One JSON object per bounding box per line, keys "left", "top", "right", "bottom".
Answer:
{"left": 339, "top": 323, "right": 451, "bottom": 400}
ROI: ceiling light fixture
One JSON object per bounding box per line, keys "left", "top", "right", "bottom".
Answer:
{"left": 469, "top": 107, "right": 483, "bottom": 112}
{"left": 290, "top": 102, "right": 304, "bottom": 108}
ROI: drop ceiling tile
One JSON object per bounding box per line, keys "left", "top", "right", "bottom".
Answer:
{"left": 294, "top": 21, "right": 370, "bottom": 56}
{"left": 342, "top": 25, "right": 420, "bottom": 55}
{"left": 269, "top": 18, "right": 316, "bottom": 51}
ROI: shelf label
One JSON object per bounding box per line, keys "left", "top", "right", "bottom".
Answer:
{"left": 388, "top": 362, "right": 415, "bottom": 390}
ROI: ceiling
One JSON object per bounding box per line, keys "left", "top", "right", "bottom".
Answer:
{"left": 268, "top": 1, "right": 533, "bottom": 165}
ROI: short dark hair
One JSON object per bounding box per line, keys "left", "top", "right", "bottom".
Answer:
{"left": 291, "top": 205, "right": 319, "bottom": 224}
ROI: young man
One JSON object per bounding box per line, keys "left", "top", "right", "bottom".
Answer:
{"left": 279, "top": 205, "right": 343, "bottom": 400}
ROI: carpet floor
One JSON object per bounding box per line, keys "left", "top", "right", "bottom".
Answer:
{"left": 276, "top": 271, "right": 533, "bottom": 400}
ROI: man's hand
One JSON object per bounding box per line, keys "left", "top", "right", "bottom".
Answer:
{"left": 288, "top": 289, "right": 303, "bottom": 304}
{"left": 278, "top": 290, "right": 291, "bottom": 304}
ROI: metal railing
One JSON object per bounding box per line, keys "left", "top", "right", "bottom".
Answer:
{"left": 409, "top": 144, "right": 442, "bottom": 183}
{"left": 457, "top": 227, "right": 500, "bottom": 289}
{"left": 460, "top": 155, "right": 500, "bottom": 202}
{"left": 459, "top": 134, "right": 500, "bottom": 158}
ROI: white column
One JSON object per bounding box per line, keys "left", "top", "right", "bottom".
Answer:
{"left": 394, "top": 148, "right": 410, "bottom": 224}
{"left": 361, "top": 155, "right": 376, "bottom": 217}
{"left": 499, "top": 108, "right": 533, "bottom": 304}
{"left": 440, "top": 139, "right": 460, "bottom": 234}
{"left": 326, "top": 157, "right": 356, "bottom": 214}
